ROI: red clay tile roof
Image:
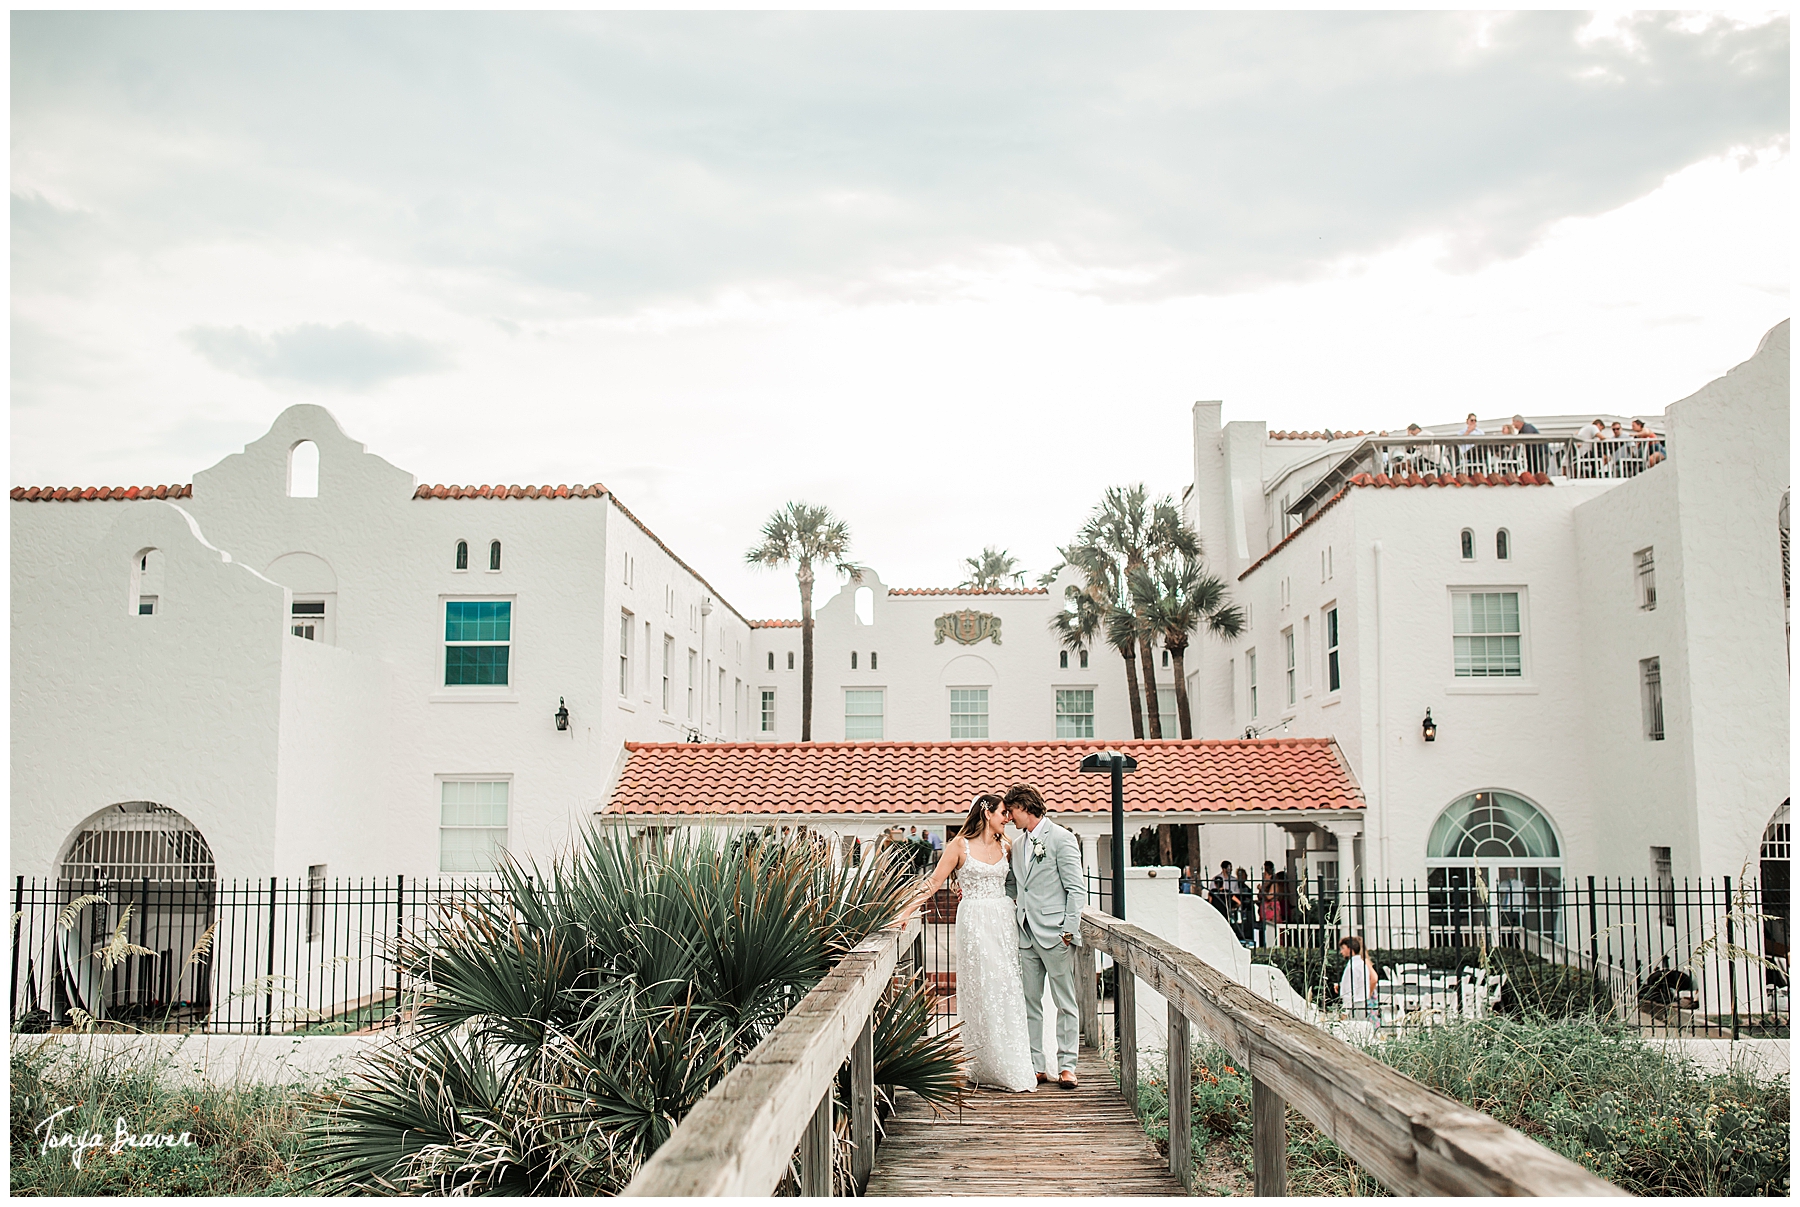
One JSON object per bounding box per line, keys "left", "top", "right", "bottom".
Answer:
{"left": 12, "top": 485, "right": 192, "bottom": 501}
{"left": 889, "top": 587, "right": 1049, "bottom": 596}
{"left": 606, "top": 737, "right": 1363, "bottom": 817}
{"left": 412, "top": 483, "right": 607, "bottom": 499}
{"left": 1269, "top": 430, "right": 1374, "bottom": 441}
{"left": 1239, "top": 470, "right": 1553, "bottom": 580}
{"left": 751, "top": 619, "right": 803, "bottom": 628}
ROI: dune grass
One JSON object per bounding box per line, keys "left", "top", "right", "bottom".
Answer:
{"left": 1126, "top": 1016, "right": 1789, "bottom": 1197}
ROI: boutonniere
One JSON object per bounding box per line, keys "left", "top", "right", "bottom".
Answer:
{"left": 1029, "top": 837, "right": 1047, "bottom": 863}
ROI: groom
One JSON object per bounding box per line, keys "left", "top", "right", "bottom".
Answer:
{"left": 1003, "top": 784, "right": 1085, "bottom": 1089}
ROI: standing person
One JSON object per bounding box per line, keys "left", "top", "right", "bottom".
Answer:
{"left": 929, "top": 828, "right": 945, "bottom": 854}
{"left": 1209, "top": 861, "right": 1233, "bottom": 917}
{"left": 1338, "top": 936, "right": 1379, "bottom": 1020}
{"left": 1258, "top": 861, "right": 1278, "bottom": 947}
{"left": 1233, "top": 867, "right": 1254, "bottom": 945}
{"left": 1179, "top": 866, "right": 1193, "bottom": 894}
{"left": 1003, "top": 784, "right": 1086, "bottom": 1089}
{"left": 1512, "top": 412, "right": 1545, "bottom": 473}
{"left": 912, "top": 795, "right": 1036, "bottom": 1092}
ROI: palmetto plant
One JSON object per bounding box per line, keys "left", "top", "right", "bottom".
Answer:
{"left": 1129, "top": 555, "right": 1244, "bottom": 738}
{"left": 959, "top": 545, "right": 1026, "bottom": 590}
{"left": 306, "top": 824, "right": 958, "bottom": 1195}
{"left": 746, "top": 501, "right": 859, "bottom": 741}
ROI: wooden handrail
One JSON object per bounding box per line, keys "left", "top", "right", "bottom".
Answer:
{"left": 1080, "top": 908, "right": 1627, "bottom": 1198}
{"left": 621, "top": 913, "right": 924, "bottom": 1197}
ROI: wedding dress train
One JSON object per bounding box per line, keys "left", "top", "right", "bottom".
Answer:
{"left": 953, "top": 851, "right": 1038, "bottom": 1092}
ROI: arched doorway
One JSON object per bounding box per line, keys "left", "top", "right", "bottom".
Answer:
{"left": 1761, "top": 802, "right": 1789, "bottom": 988}
{"left": 1425, "top": 791, "right": 1563, "bottom": 946}
{"left": 51, "top": 803, "right": 218, "bottom": 1026}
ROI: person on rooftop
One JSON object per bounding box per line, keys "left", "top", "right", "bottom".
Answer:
{"left": 1511, "top": 414, "right": 1545, "bottom": 472}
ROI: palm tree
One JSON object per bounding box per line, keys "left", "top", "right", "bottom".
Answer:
{"left": 746, "top": 502, "right": 858, "bottom": 741}
{"left": 1046, "top": 538, "right": 1147, "bottom": 738}
{"left": 1130, "top": 555, "right": 1245, "bottom": 738}
{"left": 1075, "top": 486, "right": 1196, "bottom": 738}
{"left": 959, "top": 546, "right": 1025, "bottom": 590}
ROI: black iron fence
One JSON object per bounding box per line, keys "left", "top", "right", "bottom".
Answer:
{"left": 1083, "top": 871, "right": 1787, "bottom": 1039}
{"left": 9, "top": 876, "right": 512, "bottom": 1034}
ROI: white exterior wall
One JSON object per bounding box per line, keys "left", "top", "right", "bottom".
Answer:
{"left": 1187, "top": 321, "right": 1790, "bottom": 883}
{"left": 12, "top": 405, "right": 756, "bottom": 883}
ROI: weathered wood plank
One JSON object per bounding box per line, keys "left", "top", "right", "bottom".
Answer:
{"left": 622, "top": 915, "right": 922, "bottom": 1197}
{"left": 1252, "top": 1076, "right": 1286, "bottom": 1197}
{"left": 850, "top": 1015, "right": 875, "bottom": 1190}
{"left": 1118, "top": 965, "right": 1137, "bottom": 1115}
{"left": 1168, "top": 1002, "right": 1193, "bottom": 1192}
{"left": 800, "top": 1090, "right": 831, "bottom": 1196}
{"left": 1078, "top": 945, "right": 1099, "bottom": 1050}
{"left": 1079, "top": 909, "right": 1626, "bottom": 1198}
{"left": 866, "top": 1047, "right": 1184, "bottom": 1197}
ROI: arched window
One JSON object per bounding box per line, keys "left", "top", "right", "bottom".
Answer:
{"left": 130, "top": 548, "right": 163, "bottom": 616}
{"left": 455, "top": 540, "right": 469, "bottom": 571}
{"left": 489, "top": 540, "right": 502, "bottom": 572}
{"left": 288, "top": 440, "right": 319, "bottom": 498}
{"left": 1495, "top": 529, "right": 1510, "bottom": 560}
{"left": 1426, "top": 791, "right": 1562, "bottom": 940}
{"left": 1460, "top": 529, "right": 1475, "bottom": 560}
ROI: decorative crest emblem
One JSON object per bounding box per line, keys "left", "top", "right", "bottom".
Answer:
{"left": 934, "top": 610, "right": 1002, "bottom": 646}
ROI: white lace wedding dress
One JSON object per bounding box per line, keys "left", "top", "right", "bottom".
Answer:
{"left": 954, "top": 847, "right": 1038, "bottom": 1092}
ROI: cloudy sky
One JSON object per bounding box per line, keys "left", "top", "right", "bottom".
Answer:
{"left": 12, "top": 11, "right": 1789, "bottom": 618}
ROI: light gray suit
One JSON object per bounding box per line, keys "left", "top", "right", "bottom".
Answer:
{"left": 1006, "top": 816, "right": 1085, "bottom": 1075}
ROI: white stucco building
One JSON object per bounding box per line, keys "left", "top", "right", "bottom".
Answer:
{"left": 1179, "top": 320, "right": 1790, "bottom": 894}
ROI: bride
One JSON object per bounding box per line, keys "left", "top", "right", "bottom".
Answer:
{"left": 912, "top": 794, "right": 1037, "bottom": 1092}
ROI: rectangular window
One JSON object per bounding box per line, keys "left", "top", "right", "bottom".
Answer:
{"left": 1326, "top": 607, "right": 1341, "bottom": 692}
{"left": 845, "top": 689, "right": 885, "bottom": 740}
{"left": 306, "top": 864, "right": 326, "bottom": 943}
{"left": 733, "top": 676, "right": 741, "bottom": 736}
{"left": 1283, "top": 628, "right": 1296, "bottom": 707}
{"left": 1055, "top": 688, "right": 1095, "bottom": 739}
{"left": 950, "top": 688, "right": 989, "bottom": 739}
{"left": 1650, "top": 846, "right": 1675, "bottom": 927}
{"left": 1248, "top": 649, "right": 1259, "bottom": 718}
{"left": 619, "top": 611, "right": 633, "bottom": 696}
{"left": 445, "top": 601, "right": 511, "bottom": 686}
{"left": 440, "top": 780, "right": 509, "bottom": 874}
{"left": 761, "top": 688, "right": 776, "bottom": 732}
{"left": 138, "top": 596, "right": 158, "bottom": 616}
{"left": 1302, "top": 615, "right": 1313, "bottom": 687}
{"left": 662, "top": 636, "right": 673, "bottom": 712}
{"left": 1452, "top": 592, "right": 1522, "bottom": 678}
{"left": 1640, "top": 656, "right": 1665, "bottom": 740}
{"left": 687, "top": 649, "right": 697, "bottom": 719}
{"left": 291, "top": 599, "right": 324, "bottom": 640}
{"left": 1635, "top": 547, "right": 1656, "bottom": 611}
{"left": 1157, "top": 687, "right": 1177, "bottom": 737}
{"left": 718, "top": 667, "right": 726, "bottom": 729}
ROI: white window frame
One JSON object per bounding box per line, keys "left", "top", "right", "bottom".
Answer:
{"left": 1247, "top": 648, "right": 1259, "bottom": 719}
{"left": 687, "top": 648, "right": 697, "bottom": 719}
{"left": 1449, "top": 587, "right": 1528, "bottom": 683}
{"left": 1055, "top": 687, "right": 1095, "bottom": 739}
{"left": 619, "top": 610, "right": 634, "bottom": 698}
{"left": 1640, "top": 656, "right": 1665, "bottom": 740}
{"left": 662, "top": 635, "right": 673, "bottom": 713}
{"left": 761, "top": 688, "right": 777, "bottom": 733}
{"left": 949, "top": 687, "right": 990, "bottom": 739}
{"left": 1635, "top": 547, "right": 1656, "bottom": 611}
{"left": 437, "top": 776, "right": 512, "bottom": 875}
{"left": 1283, "top": 627, "right": 1296, "bottom": 709}
{"left": 1156, "top": 686, "right": 1178, "bottom": 737}
{"left": 845, "top": 688, "right": 885, "bottom": 741}
{"left": 1323, "top": 605, "right": 1341, "bottom": 698}
{"left": 434, "top": 595, "right": 518, "bottom": 701}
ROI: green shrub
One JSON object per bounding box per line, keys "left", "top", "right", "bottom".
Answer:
{"left": 1494, "top": 961, "right": 1613, "bottom": 1021}
{"left": 10, "top": 1042, "right": 317, "bottom": 1197}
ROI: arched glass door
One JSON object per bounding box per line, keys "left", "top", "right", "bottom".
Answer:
{"left": 1425, "top": 791, "right": 1563, "bottom": 946}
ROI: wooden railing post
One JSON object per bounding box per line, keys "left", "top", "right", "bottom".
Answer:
{"left": 1117, "top": 965, "right": 1137, "bottom": 1114}
{"left": 800, "top": 1087, "right": 832, "bottom": 1196}
{"left": 850, "top": 1014, "right": 875, "bottom": 1191}
{"left": 1167, "top": 1003, "right": 1193, "bottom": 1192}
{"left": 1252, "top": 1075, "right": 1287, "bottom": 1196}
{"left": 1078, "top": 945, "right": 1099, "bottom": 1049}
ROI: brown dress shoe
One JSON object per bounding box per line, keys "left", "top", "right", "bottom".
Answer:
{"left": 1035, "top": 1071, "right": 1050, "bottom": 1085}
{"left": 1058, "top": 1070, "right": 1079, "bottom": 1089}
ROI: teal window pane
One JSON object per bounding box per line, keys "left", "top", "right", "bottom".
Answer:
{"left": 446, "top": 645, "right": 510, "bottom": 685}
{"left": 445, "top": 601, "right": 511, "bottom": 642}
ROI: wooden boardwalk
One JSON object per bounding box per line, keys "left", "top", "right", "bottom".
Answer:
{"left": 865, "top": 1045, "right": 1187, "bottom": 1196}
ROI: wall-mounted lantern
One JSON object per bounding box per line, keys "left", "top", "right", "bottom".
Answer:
{"left": 1421, "top": 708, "right": 1437, "bottom": 742}
{"left": 555, "top": 698, "right": 570, "bottom": 731}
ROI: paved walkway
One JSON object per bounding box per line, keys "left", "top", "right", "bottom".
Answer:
{"left": 864, "top": 1045, "right": 1187, "bottom": 1196}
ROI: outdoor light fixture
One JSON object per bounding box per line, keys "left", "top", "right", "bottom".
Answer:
{"left": 1421, "top": 708, "right": 1437, "bottom": 742}
{"left": 1079, "top": 749, "right": 1139, "bottom": 1055}
{"left": 555, "top": 698, "right": 570, "bottom": 731}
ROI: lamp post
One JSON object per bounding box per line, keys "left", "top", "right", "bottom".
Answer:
{"left": 1080, "top": 749, "right": 1138, "bottom": 1064}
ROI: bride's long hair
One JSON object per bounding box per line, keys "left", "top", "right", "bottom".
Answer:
{"left": 957, "top": 793, "right": 1005, "bottom": 840}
